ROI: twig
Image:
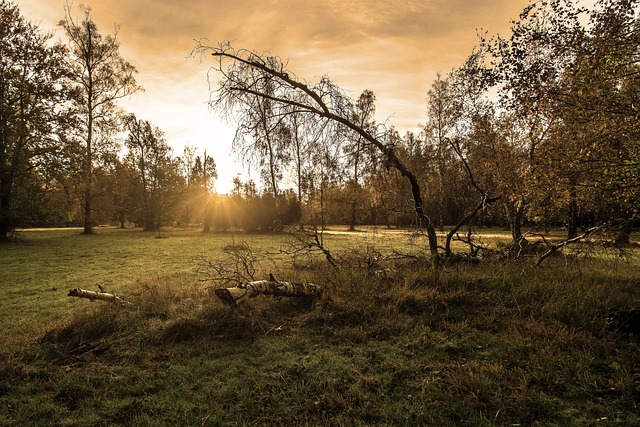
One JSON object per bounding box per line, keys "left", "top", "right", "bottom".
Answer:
{"left": 286, "top": 228, "right": 340, "bottom": 269}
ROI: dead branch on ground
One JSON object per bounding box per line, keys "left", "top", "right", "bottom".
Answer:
{"left": 285, "top": 228, "right": 340, "bottom": 269}
{"left": 68, "top": 288, "right": 131, "bottom": 305}
{"left": 198, "top": 241, "right": 265, "bottom": 288}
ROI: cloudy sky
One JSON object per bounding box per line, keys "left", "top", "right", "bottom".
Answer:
{"left": 20, "top": 0, "right": 532, "bottom": 192}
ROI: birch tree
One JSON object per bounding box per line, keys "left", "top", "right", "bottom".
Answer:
{"left": 195, "top": 42, "right": 441, "bottom": 264}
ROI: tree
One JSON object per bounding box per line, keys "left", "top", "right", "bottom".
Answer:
{"left": 285, "top": 112, "right": 314, "bottom": 228}
{"left": 227, "top": 67, "right": 291, "bottom": 228}
{"left": 123, "top": 114, "right": 182, "bottom": 230}
{"left": 306, "top": 129, "right": 343, "bottom": 230}
{"left": 198, "top": 151, "right": 218, "bottom": 232}
{"left": 0, "top": 1, "right": 70, "bottom": 239}
{"left": 484, "top": 0, "right": 640, "bottom": 241}
{"left": 344, "top": 89, "right": 377, "bottom": 231}
{"left": 423, "top": 52, "right": 503, "bottom": 254}
{"left": 107, "top": 154, "right": 129, "bottom": 228}
{"left": 425, "top": 73, "right": 462, "bottom": 231}
{"left": 196, "top": 42, "right": 440, "bottom": 264}
{"left": 60, "top": 4, "right": 141, "bottom": 235}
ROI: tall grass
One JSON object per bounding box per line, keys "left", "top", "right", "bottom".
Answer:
{"left": 0, "top": 227, "right": 639, "bottom": 425}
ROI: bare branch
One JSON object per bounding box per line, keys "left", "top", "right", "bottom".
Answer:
{"left": 536, "top": 226, "right": 601, "bottom": 266}
{"left": 194, "top": 42, "right": 441, "bottom": 265}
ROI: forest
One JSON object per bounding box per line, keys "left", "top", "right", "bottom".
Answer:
{"left": 2, "top": 0, "right": 638, "bottom": 251}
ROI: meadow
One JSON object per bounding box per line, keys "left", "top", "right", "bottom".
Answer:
{"left": 1, "top": 226, "right": 639, "bottom": 426}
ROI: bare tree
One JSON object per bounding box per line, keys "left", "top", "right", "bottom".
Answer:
{"left": 285, "top": 111, "right": 326, "bottom": 229}
{"left": 195, "top": 42, "right": 440, "bottom": 265}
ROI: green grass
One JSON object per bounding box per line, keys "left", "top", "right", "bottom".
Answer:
{"left": 1, "top": 226, "right": 639, "bottom": 425}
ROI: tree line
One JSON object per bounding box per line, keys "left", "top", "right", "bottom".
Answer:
{"left": 195, "top": 0, "right": 639, "bottom": 259}
{"left": 1, "top": 1, "right": 226, "bottom": 236}
{"left": 2, "top": 0, "right": 639, "bottom": 252}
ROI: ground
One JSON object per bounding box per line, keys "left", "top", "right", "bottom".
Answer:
{"left": 0, "top": 226, "right": 639, "bottom": 425}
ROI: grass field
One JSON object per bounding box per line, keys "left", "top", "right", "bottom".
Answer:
{"left": 1, "top": 226, "right": 639, "bottom": 425}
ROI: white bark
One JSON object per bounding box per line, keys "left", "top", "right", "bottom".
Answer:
{"left": 68, "top": 288, "right": 131, "bottom": 305}
{"left": 214, "top": 280, "right": 322, "bottom": 306}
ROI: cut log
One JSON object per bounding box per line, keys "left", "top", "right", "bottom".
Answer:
{"left": 214, "top": 278, "right": 321, "bottom": 306}
{"left": 68, "top": 288, "right": 131, "bottom": 305}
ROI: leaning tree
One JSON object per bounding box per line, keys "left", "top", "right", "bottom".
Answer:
{"left": 195, "top": 42, "right": 441, "bottom": 264}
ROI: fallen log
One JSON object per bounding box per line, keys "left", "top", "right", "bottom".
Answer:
{"left": 214, "top": 277, "right": 321, "bottom": 306}
{"left": 68, "top": 288, "right": 131, "bottom": 305}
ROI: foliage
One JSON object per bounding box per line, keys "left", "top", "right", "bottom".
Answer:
{"left": 123, "top": 114, "right": 184, "bottom": 230}
{"left": 59, "top": 3, "right": 141, "bottom": 234}
{"left": 483, "top": 0, "right": 640, "bottom": 240}
{"left": 0, "top": 0, "right": 70, "bottom": 239}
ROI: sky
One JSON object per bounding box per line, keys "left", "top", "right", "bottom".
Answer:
{"left": 19, "top": 0, "right": 533, "bottom": 193}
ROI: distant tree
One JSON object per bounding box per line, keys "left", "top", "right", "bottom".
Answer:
{"left": 0, "top": 1, "right": 70, "bottom": 239}
{"left": 123, "top": 114, "right": 182, "bottom": 230}
{"left": 228, "top": 69, "right": 291, "bottom": 227}
{"left": 60, "top": 4, "right": 141, "bottom": 235}
{"left": 424, "top": 73, "right": 461, "bottom": 231}
{"left": 306, "top": 130, "right": 343, "bottom": 230}
{"left": 109, "top": 156, "right": 129, "bottom": 228}
{"left": 285, "top": 112, "right": 316, "bottom": 228}
{"left": 345, "top": 89, "right": 377, "bottom": 231}
{"left": 198, "top": 152, "right": 218, "bottom": 232}
{"left": 424, "top": 52, "right": 502, "bottom": 254}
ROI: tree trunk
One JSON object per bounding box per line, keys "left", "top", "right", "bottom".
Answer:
{"left": 567, "top": 184, "right": 578, "bottom": 239}
{"left": 614, "top": 221, "right": 633, "bottom": 247}
{"left": 349, "top": 200, "right": 356, "bottom": 231}
{"left": 214, "top": 279, "right": 322, "bottom": 306}
{"left": 203, "top": 198, "right": 211, "bottom": 233}
{"left": 82, "top": 22, "right": 94, "bottom": 236}
{"left": 0, "top": 178, "right": 12, "bottom": 240}
{"left": 445, "top": 196, "right": 501, "bottom": 256}
{"left": 504, "top": 200, "right": 526, "bottom": 245}
{"left": 119, "top": 210, "right": 126, "bottom": 228}
{"left": 83, "top": 185, "right": 93, "bottom": 234}
{"left": 82, "top": 107, "right": 93, "bottom": 235}
{"left": 144, "top": 213, "right": 155, "bottom": 231}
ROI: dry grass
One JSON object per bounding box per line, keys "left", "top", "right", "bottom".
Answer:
{"left": 1, "top": 226, "right": 639, "bottom": 425}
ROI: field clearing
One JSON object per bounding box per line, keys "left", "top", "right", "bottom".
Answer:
{"left": 0, "top": 226, "right": 431, "bottom": 350}
{"left": 1, "top": 226, "right": 639, "bottom": 425}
